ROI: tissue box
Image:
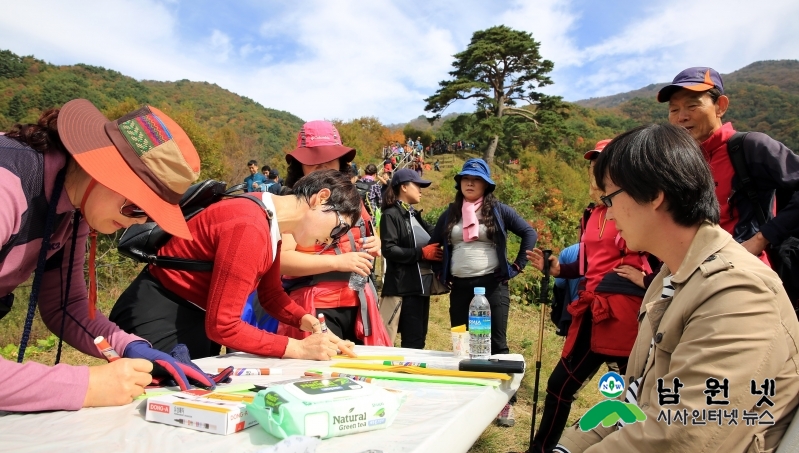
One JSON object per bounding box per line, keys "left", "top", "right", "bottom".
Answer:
{"left": 145, "top": 389, "right": 258, "bottom": 435}
{"left": 247, "top": 377, "right": 405, "bottom": 439}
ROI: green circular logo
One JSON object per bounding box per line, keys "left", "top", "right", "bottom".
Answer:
{"left": 598, "top": 372, "right": 625, "bottom": 398}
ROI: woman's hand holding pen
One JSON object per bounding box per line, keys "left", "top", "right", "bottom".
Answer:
{"left": 284, "top": 334, "right": 355, "bottom": 361}
{"left": 300, "top": 314, "right": 322, "bottom": 333}
{"left": 526, "top": 248, "right": 561, "bottom": 277}
{"left": 295, "top": 316, "right": 357, "bottom": 359}
{"left": 323, "top": 330, "right": 357, "bottom": 358}
{"left": 82, "top": 359, "right": 152, "bottom": 407}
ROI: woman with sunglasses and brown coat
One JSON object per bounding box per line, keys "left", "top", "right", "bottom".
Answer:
{"left": 276, "top": 121, "right": 390, "bottom": 346}
{"left": 0, "top": 100, "right": 220, "bottom": 412}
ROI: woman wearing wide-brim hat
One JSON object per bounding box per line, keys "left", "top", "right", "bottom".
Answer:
{"left": 277, "top": 120, "right": 390, "bottom": 346}
{"left": 429, "top": 157, "right": 538, "bottom": 426}
{"left": 0, "top": 100, "right": 219, "bottom": 412}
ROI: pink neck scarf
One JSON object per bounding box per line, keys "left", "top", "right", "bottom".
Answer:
{"left": 462, "top": 197, "right": 483, "bottom": 243}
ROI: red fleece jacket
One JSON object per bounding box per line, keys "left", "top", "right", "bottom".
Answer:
{"left": 150, "top": 196, "right": 308, "bottom": 357}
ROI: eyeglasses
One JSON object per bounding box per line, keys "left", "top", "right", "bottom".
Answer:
{"left": 327, "top": 207, "right": 350, "bottom": 242}
{"left": 599, "top": 189, "right": 624, "bottom": 207}
{"left": 120, "top": 199, "right": 148, "bottom": 219}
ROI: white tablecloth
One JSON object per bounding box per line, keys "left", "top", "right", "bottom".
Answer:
{"left": 0, "top": 346, "right": 524, "bottom": 453}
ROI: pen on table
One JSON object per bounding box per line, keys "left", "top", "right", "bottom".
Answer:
{"left": 383, "top": 361, "right": 426, "bottom": 368}
{"left": 218, "top": 368, "right": 283, "bottom": 376}
{"left": 94, "top": 336, "right": 120, "bottom": 362}
{"left": 304, "top": 371, "right": 373, "bottom": 383}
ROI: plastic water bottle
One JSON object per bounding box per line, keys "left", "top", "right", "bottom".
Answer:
{"left": 348, "top": 238, "right": 372, "bottom": 291}
{"left": 468, "top": 287, "right": 491, "bottom": 359}
{"left": 348, "top": 271, "right": 369, "bottom": 291}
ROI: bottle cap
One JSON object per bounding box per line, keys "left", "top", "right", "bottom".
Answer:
{"left": 317, "top": 313, "right": 325, "bottom": 321}
{"left": 473, "top": 287, "right": 486, "bottom": 295}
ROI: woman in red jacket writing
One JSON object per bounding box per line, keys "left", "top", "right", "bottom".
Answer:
{"left": 111, "top": 170, "right": 359, "bottom": 360}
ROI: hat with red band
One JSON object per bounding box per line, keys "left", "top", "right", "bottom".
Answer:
{"left": 286, "top": 120, "right": 356, "bottom": 166}
{"left": 656, "top": 67, "right": 724, "bottom": 103}
{"left": 58, "top": 99, "right": 200, "bottom": 240}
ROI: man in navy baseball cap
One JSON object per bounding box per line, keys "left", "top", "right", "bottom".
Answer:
{"left": 656, "top": 67, "right": 724, "bottom": 103}
{"left": 657, "top": 66, "right": 799, "bottom": 286}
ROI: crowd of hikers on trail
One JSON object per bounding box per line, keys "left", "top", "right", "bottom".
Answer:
{"left": 2, "top": 65, "right": 799, "bottom": 453}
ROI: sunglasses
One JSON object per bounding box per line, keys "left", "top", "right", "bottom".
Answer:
{"left": 599, "top": 188, "right": 624, "bottom": 207}
{"left": 327, "top": 207, "right": 351, "bottom": 242}
{"left": 120, "top": 199, "right": 148, "bottom": 219}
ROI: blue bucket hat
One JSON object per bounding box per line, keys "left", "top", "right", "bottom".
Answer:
{"left": 455, "top": 158, "right": 495, "bottom": 192}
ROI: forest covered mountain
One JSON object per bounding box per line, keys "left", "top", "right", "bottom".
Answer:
{"left": 2, "top": 49, "right": 798, "bottom": 182}
{"left": 0, "top": 49, "right": 304, "bottom": 182}
{"left": 573, "top": 60, "right": 799, "bottom": 151}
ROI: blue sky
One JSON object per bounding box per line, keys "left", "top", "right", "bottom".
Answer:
{"left": 1, "top": 0, "right": 798, "bottom": 124}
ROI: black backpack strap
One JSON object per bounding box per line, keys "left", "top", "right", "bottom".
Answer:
{"left": 727, "top": 132, "right": 767, "bottom": 225}
{"left": 148, "top": 194, "right": 271, "bottom": 272}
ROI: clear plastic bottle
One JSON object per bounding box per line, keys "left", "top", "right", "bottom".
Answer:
{"left": 348, "top": 238, "right": 372, "bottom": 291}
{"left": 468, "top": 287, "right": 491, "bottom": 359}
{"left": 348, "top": 269, "right": 370, "bottom": 291}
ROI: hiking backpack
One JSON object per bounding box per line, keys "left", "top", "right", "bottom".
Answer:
{"left": 117, "top": 180, "right": 270, "bottom": 271}
{"left": 727, "top": 132, "right": 799, "bottom": 309}
{"left": 355, "top": 178, "right": 380, "bottom": 215}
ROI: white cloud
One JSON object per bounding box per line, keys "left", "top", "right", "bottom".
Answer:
{"left": 0, "top": 0, "right": 214, "bottom": 82}
{"left": 551, "top": 0, "right": 799, "bottom": 99}
{"left": 234, "top": 0, "right": 461, "bottom": 122}
{"left": 498, "top": 0, "right": 582, "bottom": 67}
{"left": 0, "top": 0, "right": 797, "bottom": 121}
{"left": 207, "top": 30, "right": 233, "bottom": 63}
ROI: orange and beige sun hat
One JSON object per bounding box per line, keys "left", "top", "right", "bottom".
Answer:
{"left": 58, "top": 99, "right": 200, "bottom": 240}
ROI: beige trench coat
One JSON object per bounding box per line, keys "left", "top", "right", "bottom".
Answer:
{"left": 558, "top": 223, "right": 799, "bottom": 453}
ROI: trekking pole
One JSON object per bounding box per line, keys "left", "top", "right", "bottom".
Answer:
{"left": 529, "top": 249, "right": 552, "bottom": 450}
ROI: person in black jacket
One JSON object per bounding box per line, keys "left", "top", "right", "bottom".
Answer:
{"left": 379, "top": 169, "right": 443, "bottom": 349}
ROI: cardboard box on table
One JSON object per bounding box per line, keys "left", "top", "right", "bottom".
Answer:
{"left": 145, "top": 389, "right": 258, "bottom": 435}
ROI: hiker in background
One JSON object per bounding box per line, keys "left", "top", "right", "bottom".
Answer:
{"left": 111, "top": 170, "right": 358, "bottom": 360}
{"left": 557, "top": 123, "right": 799, "bottom": 453}
{"left": 261, "top": 165, "right": 271, "bottom": 179}
{"left": 278, "top": 121, "right": 390, "bottom": 346}
{"left": 0, "top": 100, "right": 217, "bottom": 412}
{"left": 266, "top": 169, "right": 282, "bottom": 195}
{"left": 526, "top": 139, "right": 654, "bottom": 452}
{"left": 244, "top": 159, "right": 267, "bottom": 193}
{"left": 659, "top": 66, "right": 799, "bottom": 306}
{"left": 434, "top": 159, "right": 441, "bottom": 172}
{"left": 430, "top": 157, "right": 537, "bottom": 427}
{"left": 356, "top": 164, "right": 382, "bottom": 216}
{"left": 379, "top": 169, "right": 440, "bottom": 348}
